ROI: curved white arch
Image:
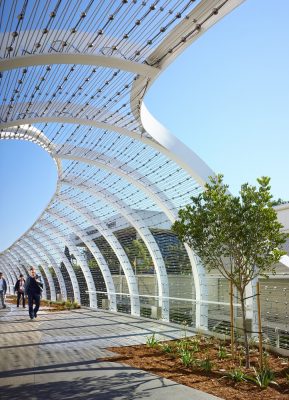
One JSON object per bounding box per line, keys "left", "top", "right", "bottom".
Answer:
{"left": 0, "top": 53, "right": 159, "bottom": 77}
{"left": 1, "top": 121, "right": 205, "bottom": 323}
{"left": 0, "top": 0, "right": 248, "bottom": 330}
{"left": 130, "top": 0, "right": 246, "bottom": 124}
{"left": 36, "top": 221, "right": 81, "bottom": 304}
{"left": 57, "top": 149, "right": 206, "bottom": 326}
{"left": 28, "top": 229, "right": 67, "bottom": 301}
{"left": 12, "top": 244, "right": 47, "bottom": 299}
{"left": 1, "top": 115, "right": 211, "bottom": 185}
{"left": 1, "top": 125, "right": 53, "bottom": 150}
{"left": 141, "top": 104, "right": 214, "bottom": 187}
{"left": 55, "top": 148, "right": 177, "bottom": 221}
{"left": 140, "top": 104, "right": 210, "bottom": 328}
{"left": 46, "top": 209, "right": 99, "bottom": 309}
{"left": 0, "top": 126, "right": 62, "bottom": 179}
{"left": 62, "top": 177, "right": 170, "bottom": 320}
{"left": 4, "top": 251, "right": 28, "bottom": 280}
{"left": 58, "top": 193, "right": 141, "bottom": 316}
{"left": 47, "top": 209, "right": 116, "bottom": 311}
{"left": 0, "top": 260, "right": 14, "bottom": 291}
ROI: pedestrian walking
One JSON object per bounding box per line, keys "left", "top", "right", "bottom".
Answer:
{"left": 14, "top": 274, "right": 26, "bottom": 308}
{"left": 25, "top": 267, "right": 43, "bottom": 320}
{"left": 0, "top": 272, "right": 7, "bottom": 309}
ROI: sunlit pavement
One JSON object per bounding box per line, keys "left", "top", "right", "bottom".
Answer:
{"left": 0, "top": 304, "right": 221, "bottom": 400}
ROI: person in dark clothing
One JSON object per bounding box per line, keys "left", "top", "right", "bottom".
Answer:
{"left": 14, "top": 274, "right": 26, "bottom": 308}
{"left": 0, "top": 272, "right": 7, "bottom": 308}
{"left": 25, "top": 267, "right": 43, "bottom": 320}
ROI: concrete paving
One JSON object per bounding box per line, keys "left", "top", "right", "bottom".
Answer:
{"left": 0, "top": 304, "right": 222, "bottom": 400}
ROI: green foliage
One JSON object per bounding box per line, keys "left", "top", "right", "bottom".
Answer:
{"left": 177, "top": 339, "right": 190, "bottom": 353}
{"left": 199, "top": 356, "right": 213, "bottom": 372}
{"left": 65, "top": 300, "right": 73, "bottom": 309}
{"left": 172, "top": 175, "right": 287, "bottom": 281}
{"left": 246, "top": 367, "right": 278, "bottom": 389}
{"left": 172, "top": 174, "right": 288, "bottom": 368}
{"left": 218, "top": 345, "right": 228, "bottom": 360}
{"left": 88, "top": 258, "right": 98, "bottom": 270}
{"left": 271, "top": 198, "right": 288, "bottom": 206}
{"left": 190, "top": 339, "right": 200, "bottom": 353}
{"left": 72, "top": 301, "right": 80, "bottom": 309}
{"left": 146, "top": 333, "right": 159, "bottom": 348}
{"left": 160, "top": 343, "right": 174, "bottom": 353}
{"left": 180, "top": 349, "right": 195, "bottom": 367}
{"left": 227, "top": 368, "right": 247, "bottom": 382}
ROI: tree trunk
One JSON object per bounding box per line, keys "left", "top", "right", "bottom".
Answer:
{"left": 240, "top": 289, "right": 250, "bottom": 368}
{"left": 256, "top": 281, "right": 263, "bottom": 369}
{"left": 230, "top": 280, "right": 235, "bottom": 356}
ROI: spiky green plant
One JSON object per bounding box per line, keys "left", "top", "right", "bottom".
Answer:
{"left": 227, "top": 368, "right": 247, "bottom": 382}
{"left": 180, "top": 349, "right": 195, "bottom": 367}
{"left": 246, "top": 367, "right": 278, "bottom": 389}
{"left": 146, "top": 333, "right": 159, "bottom": 348}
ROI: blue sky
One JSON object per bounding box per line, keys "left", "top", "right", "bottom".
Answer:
{"left": 1, "top": 0, "right": 289, "bottom": 252}
{"left": 0, "top": 141, "right": 58, "bottom": 252}
{"left": 146, "top": 0, "right": 289, "bottom": 200}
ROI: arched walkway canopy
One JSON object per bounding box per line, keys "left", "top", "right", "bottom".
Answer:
{"left": 0, "top": 0, "right": 245, "bottom": 328}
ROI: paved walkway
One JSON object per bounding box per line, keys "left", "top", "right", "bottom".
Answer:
{"left": 0, "top": 304, "right": 222, "bottom": 400}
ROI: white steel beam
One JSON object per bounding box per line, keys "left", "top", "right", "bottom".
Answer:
{"left": 47, "top": 209, "right": 116, "bottom": 311}
{"left": 58, "top": 193, "right": 140, "bottom": 316}
{"left": 0, "top": 53, "right": 159, "bottom": 78}
{"left": 29, "top": 229, "right": 67, "bottom": 301}
{"left": 62, "top": 178, "right": 170, "bottom": 320}
{"left": 57, "top": 149, "right": 207, "bottom": 327}
{"left": 36, "top": 221, "right": 81, "bottom": 304}
{"left": 3, "top": 251, "right": 27, "bottom": 280}
{"left": 55, "top": 147, "right": 176, "bottom": 221}
{"left": 0, "top": 259, "right": 14, "bottom": 292}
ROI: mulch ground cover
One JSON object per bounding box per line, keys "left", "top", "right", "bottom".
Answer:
{"left": 101, "top": 334, "right": 289, "bottom": 400}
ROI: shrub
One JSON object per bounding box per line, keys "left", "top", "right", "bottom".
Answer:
{"left": 72, "top": 301, "right": 80, "bottom": 309}
{"left": 65, "top": 300, "right": 72, "bottom": 309}
{"left": 146, "top": 333, "right": 159, "bottom": 348}
{"left": 246, "top": 367, "right": 278, "bottom": 389}
{"left": 190, "top": 338, "right": 200, "bottom": 353}
{"left": 176, "top": 338, "right": 190, "bottom": 353}
{"left": 227, "top": 368, "right": 247, "bottom": 382}
{"left": 218, "top": 345, "right": 228, "bottom": 360}
{"left": 180, "top": 349, "right": 195, "bottom": 367}
{"left": 161, "top": 343, "right": 173, "bottom": 353}
{"left": 199, "top": 356, "right": 213, "bottom": 372}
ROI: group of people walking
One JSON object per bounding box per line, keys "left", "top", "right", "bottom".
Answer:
{"left": 0, "top": 267, "right": 43, "bottom": 320}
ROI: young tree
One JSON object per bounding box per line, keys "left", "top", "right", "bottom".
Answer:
{"left": 172, "top": 175, "right": 288, "bottom": 368}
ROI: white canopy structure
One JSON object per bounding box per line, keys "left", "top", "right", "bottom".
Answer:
{"left": 0, "top": 0, "right": 245, "bottom": 330}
